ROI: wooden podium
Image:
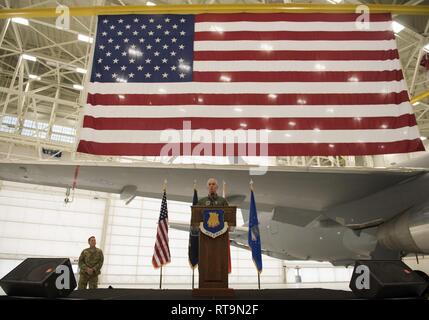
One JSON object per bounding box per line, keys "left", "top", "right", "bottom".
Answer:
{"left": 191, "top": 205, "right": 236, "bottom": 296}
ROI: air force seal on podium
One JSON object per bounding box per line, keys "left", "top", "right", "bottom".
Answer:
{"left": 200, "top": 209, "right": 228, "bottom": 238}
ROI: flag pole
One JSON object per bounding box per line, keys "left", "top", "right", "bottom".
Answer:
{"left": 159, "top": 266, "right": 163, "bottom": 289}
{"left": 258, "top": 272, "right": 261, "bottom": 290}
{"left": 159, "top": 179, "right": 167, "bottom": 290}
{"left": 192, "top": 268, "right": 195, "bottom": 289}
{"left": 222, "top": 180, "right": 226, "bottom": 198}
{"left": 250, "top": 179, "right": 260, "bottom": 290}
{"left": 224, "top": 180, "right": 233, "bottom": 274}
{"left": 192, "top": 179, "right": 197, "bottom": 290}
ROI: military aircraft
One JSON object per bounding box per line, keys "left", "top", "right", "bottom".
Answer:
{"left": 0, "top": 153, "right": 428, "bottom": 266}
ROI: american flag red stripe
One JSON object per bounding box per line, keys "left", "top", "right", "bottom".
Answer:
{"left": 77, "top": 13, "right": 425, "bottom": 157}
{"left": 193, "top": 50, "right": 400, "bottom": 61}
{"left": 83, "top": 114, "right": 417, "bottom": 131}
{"left": 194, "top": 31, "right": 395, "bottom": 41}
{"left": 87, "top": 91, "right": 411, "bottom": 105}
{"left": 192, "top": 71, "right": 404, "bottom": 82}
{"left": 78, "top": 140, "right": 423, "bottom": 156}
{"left": 152, "top": 190, "right": 171, "bottom": 269}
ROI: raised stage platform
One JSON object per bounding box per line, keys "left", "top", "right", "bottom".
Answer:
{"left": 1, "top": 288, "right": 427, "bottom": 300}
{"left": 68, "top": 288, "right": 358, "bottom": 300}
{"left": 0, "top": 288, "right": 360, "bottom": 300}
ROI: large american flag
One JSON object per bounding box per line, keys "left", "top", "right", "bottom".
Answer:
{"left": 77, "top": 13, "right": 424, "bottom": 156}
{"left": 152, "top": 190, "right": 171, "bottom": 269}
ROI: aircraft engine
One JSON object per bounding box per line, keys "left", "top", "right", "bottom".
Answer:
{"left": 377, "top": 208, "right": 429, "bottom": 254}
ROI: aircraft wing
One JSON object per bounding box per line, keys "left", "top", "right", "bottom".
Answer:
{"left": 168, "top": 220, "right": 300, "bottom": 260}
{"left": 169, "top": 220, "right": 192, "bottom": 233}
{"left": 0, "top": 160, "right": 428, "bottom": 229}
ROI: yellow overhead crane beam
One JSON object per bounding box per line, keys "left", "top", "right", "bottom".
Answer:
{"left": 411, "top": 90, "right": 429, "bottom": 105}
{"left": 0, "top": 4, "right": 429, "bottom": 19}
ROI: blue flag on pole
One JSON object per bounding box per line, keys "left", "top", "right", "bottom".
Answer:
{"left": 188, "top": 188, "right": 199, "bottom": 268}
{"left": 248, "top": 189, "right": 262, "bottom": 273}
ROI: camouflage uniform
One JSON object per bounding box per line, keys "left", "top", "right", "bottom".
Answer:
{"left": 198, "top": 194, "right": 229, "bottom": 206}
{"left": 78, "top": 247, "right": 104, "bottom": 289}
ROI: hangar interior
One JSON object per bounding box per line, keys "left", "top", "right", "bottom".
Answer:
{"left": 0, "top": 0, "right": 429, "bottom": 295}
{"left": 0, "top": 181, "right": 356, "bottom": 291}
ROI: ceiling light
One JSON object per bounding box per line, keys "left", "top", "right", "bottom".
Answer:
{"left": 128, "top": 48, "right": 143, "bottom": 57}
{"left": 146, "top": 1, "right": 156, "bottom": 6}
{"left": 209, "top": 26, "right": 224, "bottom": 33}
{"left": 22, "top": 54, "right": 37, "bottom": 62}
{"left": 260, "top": 43, "right": 273, "bottom": 51}
{"left": 11, "top": 17, "right": 29, "bottom": 26}
{"left": 73, "top": 84, "right": 84, "bottom": 90}
{"left": 76, "top": 67, "right": 87, "bottom": 74}
{"left": 424, "top": 43, "right": 429, "bottom": 53}
{"left": 314, "top": 63, "right": 326, "bottom": 71}
{"left": 178, "top": 64, "right": 191, "bottom": 71}
{"left": 392, "top": 21, "right": 405, "bottom": 34}
{"left": 29, "top": 74, "right": 41, "bottom": 81}
{"left": 327, "top": 0, "right": 342, "bottom": 3}
{"left": 421, "top": 136, "right": 427, "bottom": 141}
{"left": 78, "top": 34, "right": 93, "bottom": 43}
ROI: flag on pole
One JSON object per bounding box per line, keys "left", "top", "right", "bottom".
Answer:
{"left": 248, "top": 185, "right": 262, "bottom": 273}
{"left": 223, "top": 181, "right": 232, "bottom": 274}
{"left": 152, "top": 189, "right": 171, "bottom": 268}
{"left": 188, "top": 187, "right": 199, "bottom": 268}
{"left": 77, "top": 13, "right": 424, "bottom": 157}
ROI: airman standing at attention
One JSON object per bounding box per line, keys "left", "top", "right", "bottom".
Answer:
{"left": 78, "top": 236, "right": 104, "bottom": 290}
